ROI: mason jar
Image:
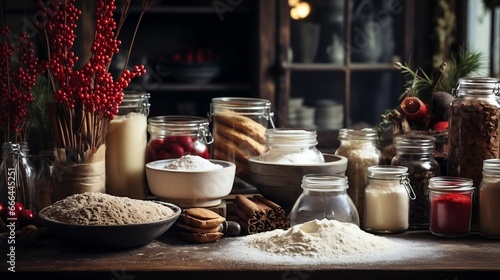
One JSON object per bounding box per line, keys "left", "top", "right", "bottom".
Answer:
{"left": 210, "top": 97, "right": 274, "bottom": 181}
{"left": 105, "top": 91, "right": 150, "bottom": 199}
{"left": 290, "top": 174, "right": 359, "bottom": 227}
{"left": 391, "top": 134, "right": 440, "bottom": 229}
{"left": 479, "top": 159, "right": 500, "bottom": 239}
{"left": 257, "top": 128, "right": 324, "bottom": 164}
{"left": 147, "top": 115, "right": 213, "bottom": 163}
{"left": 428, "top": 177, "right": 474, "bottom": 238}
{"left": 364, "top": 165, "right": 414, "bottom": 234}
{"left": 447, "top": 77, "right": 500, "bottom": 227}
{"left": 334, "top": 128, "right": 381, "bottom": 223}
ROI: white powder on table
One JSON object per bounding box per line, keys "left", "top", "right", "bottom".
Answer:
{"left": 164, "top": 155, "right": 223, "bottom": 170}
{"left": 42, "top": 192, "right": 174, "bottom": 225}
{"left": 240, "top": 219, "right": 404, "bottom": 261}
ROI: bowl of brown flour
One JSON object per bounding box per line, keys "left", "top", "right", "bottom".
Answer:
{"left": 38, "top": 192, "right": 181, "bottom": 249}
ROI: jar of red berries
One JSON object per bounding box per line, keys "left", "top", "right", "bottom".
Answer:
{"left": 146, "top": 116, "right": 213, "bottom": 162}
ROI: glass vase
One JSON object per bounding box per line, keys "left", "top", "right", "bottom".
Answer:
{"left": 0, "top": 142, "right": 36, "bottom": 220}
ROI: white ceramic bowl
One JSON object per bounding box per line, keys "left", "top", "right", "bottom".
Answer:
{"left": 145, "top": 159, "right": 236, "bottom": 208}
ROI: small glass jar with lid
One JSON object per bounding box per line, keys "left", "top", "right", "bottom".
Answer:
{"left": 334, "top": 128, "right": 381, "bottom": 223}
{"left": 428, "top": 176, "right": 474, "bottom": 238}
{"left": 391, "top": 134, "right": 440, "bottom": 229}
{"left": 146, "top": 115, "right": 213, "bottom": 162}
{"left": 479, "top": 159, "right": 500, "bottom": 239}
{"left": 290, "top": 174, "right": 360, "bottom": 227}
{"left": 363, "top": 165, "right": 414, "bottom": 234}
{"left": 447, "top": 77, "right": 500, "bottom": 227}
{"left": 257, "top": 128, "right": 324, "bottom": 164}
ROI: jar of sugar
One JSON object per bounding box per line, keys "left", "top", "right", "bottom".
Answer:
{"left": 363, "top": 165, "right": 415, "bottom": 234}
{"left": 290, "top": 174, "right": 360, "bottom": 227}
{"left": 257, "top": 128, "right": 324, "bottom": 164}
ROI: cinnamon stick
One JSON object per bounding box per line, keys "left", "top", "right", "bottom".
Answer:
{"left": 228, "top": 199, "right": 265, "bottom": 234}
{"left": 249, "top": 197, "right": 277, "bottom": 230}
{"left": 235, "top": 195, "right": 264, "bottom": 219}
{"left": 253, "top": 195, "right": 290, "bottom": 229}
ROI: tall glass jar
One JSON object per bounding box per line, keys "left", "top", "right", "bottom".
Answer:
{"left": 257, "top": 128, "right": 324, "bottom": 164}
{"left": 447, "top": 77, "right": 500, "bottom": 227}
{"left": 391, "top": 134, "right": 440, "bottom": 229}
{"left": 428, "top": 177, "right": 474, "bottom": 238}
{"left": 210, "top": 97, "right": 274, "bottom": 181}
{"left": 290, "top": 174, "right": 359, "bottom": 227}
{"left": 479, "top": 159, "right": 500, "bottom": 239}
{"left": 147, "top": 115, "right": 213, "bottom": 162}
{"left": 364, "top": 165, "right": 414, "bottom": 233}
{"left": 0, "top": 142, "right": 36, "bottom": 220}
{"left": 334, "top": 128, "right": 381, "bottom": 223}
{"left": 105, "top": 91, "right": 150, "bottom": 199}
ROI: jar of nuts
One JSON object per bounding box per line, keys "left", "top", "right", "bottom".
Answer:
{"left": 391, "top": 134, "right": 440, "bottom": 229}
{"left": 447, "top": 77, "right": 500, "bottom": 227}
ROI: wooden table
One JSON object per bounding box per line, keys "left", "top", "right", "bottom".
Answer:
{"left": 1, "top": 228, "right": 500, "bottom": 280}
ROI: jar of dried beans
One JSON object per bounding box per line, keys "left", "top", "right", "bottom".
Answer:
{"left": 428, "top": 176, "right": 474, "bottom": 238}
{"left": 334, "top": 128, "right": 381, "bottom": 224}
{"left": 447, "top": 77, "right": 500, "bottom": 227}
{"left": 146, "top": 116, "right": 213, "bottom": 162}
{"left": 391, "top": 134, "right": 440, "bottom": 229}
{"left": 479, "top": 159, "right": 500, "bottom": 239}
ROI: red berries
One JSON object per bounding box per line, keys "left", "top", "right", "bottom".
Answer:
{"left": 147, "top": 136, "right": 210, "bottom": 162}
{"left": 0, "top": 201, "right": 34, "bottom": 227}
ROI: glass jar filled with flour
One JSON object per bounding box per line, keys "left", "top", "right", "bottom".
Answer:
{"left": 290, "top": 174, "right": 360, "bottom": 227}
{"left": 257, "top": 128, "right": 324, "bottom": 164}
{"left": 147, "top": 116, "right": 213, "bottom": 162}
{"left": 210, "top": 97, "right": 275, "bottom": 181}
{"left": 106, "top": 91, "right": 150, "bottom": 199}
{"left": 479, "top": 159, "right": 500, "bottom": 239}
{"left": 334, "top": 128, "right": 381, "bottom": 224}
{"left": 391, "top": 134, "right": 440, "bottom": 229}
{"left": 363, "top": 165, "right": 414, "bottom": 233}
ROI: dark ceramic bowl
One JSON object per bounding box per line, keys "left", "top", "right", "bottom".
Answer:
{"left": 38, "top": 201, "right": 181, "bottom": 249}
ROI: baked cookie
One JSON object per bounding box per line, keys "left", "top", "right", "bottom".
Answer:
{"left": 213, "top": 113, "right": 266, "bottom": 144}
{"left": 178, "top": 232, "right": 224, "bottom": 243}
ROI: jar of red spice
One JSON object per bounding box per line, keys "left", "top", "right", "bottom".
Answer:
{"left": 428, "top": 177, "right": 474, "bottom": 238}
{"left": 146, "top": 116, "right": 213, "bottom": 162}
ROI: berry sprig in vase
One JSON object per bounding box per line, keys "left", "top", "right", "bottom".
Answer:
{"left": 33, "top": 0, "right": 154, "bottom": 202}
{"left": 0, "top": 26, "right": 45, "bottom": 226}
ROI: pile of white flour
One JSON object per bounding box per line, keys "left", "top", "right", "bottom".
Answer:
{"left": 216, "top": 218, "right": 433, "bottom": 264}
{"left": 42, "top": 192, "right": 174, "bottom": 225}
{"left": 164, "top": 155, "right": 223, "bottom": 170}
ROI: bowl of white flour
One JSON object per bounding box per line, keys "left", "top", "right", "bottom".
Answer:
{"left": 146, "top": 155, "right": 236, "bottom": 208}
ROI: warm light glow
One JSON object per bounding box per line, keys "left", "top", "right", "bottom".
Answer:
{"left": 288, "top": 0, "right": 300, "bottom": 7}
{"left": 290, "top": 1, "right": 310, "bottom": 20}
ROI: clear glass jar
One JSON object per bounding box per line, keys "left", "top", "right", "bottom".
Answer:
{"left": 147, "top": 115, "right": 213, "bottom": 162}
{"left": 0, "top": 142, "right": 36, "bottom": 220}
{"left": 479, "top": 159, "right": 500, "bottom": 239}
{"left": 106, "top": 91, "right": 150, "bottom": 199}
{"left": 257, "top": 128, "right": 324, "bottom": 164}
{"left": 32, "top": 148, "right": 56, "bottom": 215}
{"left": 334, "top": 128, "right": 381, "bottom": 223}
{"left": 364, "top": 165, "right": 414, "bottom": 233}
{"left": 391, "top": 134, "right": 440, "bottom": 229}
{"left": 428, "top": 176, "right": 474, "bottom": 238}
{"left": 447, "top": 77, "right": 500, "bottom": 227}
{"left": 290, "top": 174, "right": 360, "bottom": 227}
{"left": 210, "top": 97, "right": 274, "bottom": 181}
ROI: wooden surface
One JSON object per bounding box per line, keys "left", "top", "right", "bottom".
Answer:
{"left": 1, "top": 228, "right": 500, "bottom": 280}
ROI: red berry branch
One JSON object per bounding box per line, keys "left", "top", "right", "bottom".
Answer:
{"left": 0, "top": 27, "right": 45, "bottom": 143}
{"left": 33, "top": 0, "right": 152, "bottom": 162}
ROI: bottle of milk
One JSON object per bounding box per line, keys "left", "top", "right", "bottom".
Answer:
{"left": 105, "top": 91, "right": 150, "bottom": 199}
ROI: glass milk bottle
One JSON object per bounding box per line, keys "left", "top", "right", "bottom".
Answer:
{"left": 105, "top": 91, "right": 150, "bottom": 199}
{"left": 479, "top": 159, "right": 500, "bottom": 239}
{"left": 290, "top": 174, "right": 359, "bottom": 227}
{"left": 364, "top": 165, "right": 414, "bottom": 233}
{"left": 334, "top": 128, "right": 381, "bottom": 223}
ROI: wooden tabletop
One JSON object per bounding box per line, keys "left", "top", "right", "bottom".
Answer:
{"left": 1, "top": 228, "right": 500, "bottom": 280}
